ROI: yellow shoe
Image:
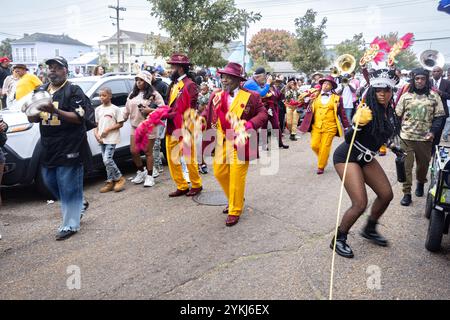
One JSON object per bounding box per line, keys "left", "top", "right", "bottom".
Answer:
{"left": 100, "top": 182, "right": 115, "bottom": 193}
{"left": 113, "top": 177, "right": 126, "bottom": 192}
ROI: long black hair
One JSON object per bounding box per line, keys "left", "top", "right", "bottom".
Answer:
{"left": 129, "top": 80, "right": 155, "bottom": 101}
{"left": 408, "top": 74, "right": 432, "bottom": 96}
{"left": 365, "top": 87, "right": 401, "bottom": 138}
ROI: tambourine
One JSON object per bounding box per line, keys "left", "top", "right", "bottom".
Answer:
{"left": 21, "top": 91, "right": 53, "bottom": 116}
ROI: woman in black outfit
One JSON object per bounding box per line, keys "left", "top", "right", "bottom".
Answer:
{"left": 331, "top": 69, "right": 401, "bottom": 259}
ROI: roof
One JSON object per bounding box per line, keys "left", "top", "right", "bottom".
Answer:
{"left": 11, "top": 33, "right": 91, "bottom": 47}
{"left": 68, "top": 52, "right": 99, "bottom": 66}
{"left": 99, "top": 30, "right": 169, "bottom": 44}
{"left": 268, "top": 61, "right": 297, "bottom": 73}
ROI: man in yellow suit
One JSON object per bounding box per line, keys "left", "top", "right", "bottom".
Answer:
{"left": 300, "top": 76, "right": 350, "bottom": 174}
{"left": 14, "top": 64, "right": 42, "bottom": 100}
{"left": 202, "top": 62, "right": 268, "bottom": 227}
{"left": 164, "top": 54, "right": 203, "bottom": 197}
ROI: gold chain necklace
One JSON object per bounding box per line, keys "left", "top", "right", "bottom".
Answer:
{"left": 48, "top": 80, "right": 68, "bottom": 95}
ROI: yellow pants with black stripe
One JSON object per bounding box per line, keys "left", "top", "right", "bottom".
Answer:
{"left": 166, "top": 135, "right": 202, "bottom": 191}
{"left": 213, "top": 140, "right": 250, "bottom": 217}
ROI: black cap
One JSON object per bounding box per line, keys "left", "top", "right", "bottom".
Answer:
{"left": 145, "top": 65, "right": 156, "bottom": 74}
{"left": 254, "top": 67, "right": 266, "bottom": 75}
{"left": 46, "top": 56, "right": 68, "bottom": 69}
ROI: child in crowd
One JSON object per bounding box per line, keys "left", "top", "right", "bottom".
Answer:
{"left": 94, "top": 87, "right": 126, "bottom": 193}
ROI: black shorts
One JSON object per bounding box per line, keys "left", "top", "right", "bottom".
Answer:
{"left": 333, "top": 142, "right": 373, "bottom": 167}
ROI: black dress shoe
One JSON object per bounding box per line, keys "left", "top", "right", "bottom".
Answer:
{"left": 56, "top": 230, "right": 77, "bottom": 241}
{"left": 330, "top": 231, "right": 354, "bottom": 259}
{"left": 290, "top": 134, "right": 298, "bottom": 141}
{"left": 361, "top": 219, "right": 388, "bottom": 247}
{"left": 400, "top": 194, "right": 412, "bottom": 206}
{"left": 415, "top": 183, "right": 425, "bottom": 197}
{"left": 279, "top": 144, "right": 290, "bottom": 149}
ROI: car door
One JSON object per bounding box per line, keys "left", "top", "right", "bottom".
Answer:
{"left": 87, "top": 79, "right": 132, "bottom": 157}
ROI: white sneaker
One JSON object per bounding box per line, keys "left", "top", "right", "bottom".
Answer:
{"left": 152, "top": 167, "right": 160, "bottom": 178}
{"left": 132, "top": 169, "right": 148, "bottom": 184}
{"left": 144, "top": 175, "right": 155, "bottom": 187}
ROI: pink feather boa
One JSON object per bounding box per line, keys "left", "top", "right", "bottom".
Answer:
{"left": 135, "top": 106, "right": 170, "bottom": 152}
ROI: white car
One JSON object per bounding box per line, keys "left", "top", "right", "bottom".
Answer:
{"left": 1, "top": 73, "right": 157, "bottom": 196}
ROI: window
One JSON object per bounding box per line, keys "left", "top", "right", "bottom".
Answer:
{"left": 110, "top": 46, "right": 114, "bottom": 56}
{"left": 55, "top": 49, "right": 60, "bottom": 56}
{"left": 94, "top": 80, "right": 130, "bottom": 107}
{"left": 31, "top": 48, "right": 35, "bottom": 61}
{"left": 15, "top": 48, "right": 20, "bottom": 61}
{"left": 23, "top": 48, "right": 27, "bottom": 61}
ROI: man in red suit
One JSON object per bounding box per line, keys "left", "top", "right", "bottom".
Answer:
{"left": 202, "top": 62, "right": 268, "bottom": 226}
{"left": 165, "top": 53, "right": 203, "bottom": 198}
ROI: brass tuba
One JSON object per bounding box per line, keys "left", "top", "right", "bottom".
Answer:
{"left": 420, "top": 50, "right": 445, "bottom": 71}
{"left": 335, "top": 54, "right": 356, "bottom": 75}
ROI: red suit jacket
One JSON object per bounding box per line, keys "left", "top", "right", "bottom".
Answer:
{"left": 202, "top": 87, "right": 268, "bottom": 161}
{"left": 166, "top": 77, "right": 198, "bottom": 136}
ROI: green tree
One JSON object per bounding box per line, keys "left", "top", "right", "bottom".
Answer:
{"left": 248, "top": 29, "right": 295, "bottom": 62}
{"left": 381, "top": 32, "right": 419, "bottom": 70}
{"left": 147, "top": 0, "right": 261, "bottom": 67}
{"left": 289, "top": 9, "right": 329, "bottom": 75}
{"left": 334, "top": 33, "right": 365, "bottom": 70}
{"left": 0, "top": 38, "right": 13, "bottom": 59}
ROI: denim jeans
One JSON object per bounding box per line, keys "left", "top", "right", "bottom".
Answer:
{"left": 345, "top": 108, "right": 353, "bottom": 124}
{"left": 153, "top": 138, "right": 163, "bottom": 171}
{"left": 101, "top": 144, "right": 122, "bottom": 182}
{"left": 442, "top": 117, "right": 450, "bottom": 140}
{"left": 42, "top": 165, "right": 84, "bottom": 232}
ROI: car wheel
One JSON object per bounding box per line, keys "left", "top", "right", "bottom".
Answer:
{"left": 35, "top": 165, "right": 57, "bottom": 200}
{"left": 425, "top": 193, "right": 433, "bottom": 220}
{"left": 425, "top": 209, "right": 445, "bottom": 252}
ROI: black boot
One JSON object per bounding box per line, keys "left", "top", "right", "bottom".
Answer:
{"left": 415, "top": 183, "right": 424, "bottom": 197}
{"left": 330, "top": 229, "right": 354, "bottom": 258}
{"left": 361, "top": 218, "right": 388, "bottom": 247}
{"left": 400, "top": 194, "right": 412, "bottom": 206}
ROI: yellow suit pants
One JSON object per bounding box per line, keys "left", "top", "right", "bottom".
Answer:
{"left": 310, "top": 127, "right": 337, "bottom": 170}
{"left": 286, "top": 107, "right": 300, "bottom": 135}
{"left": 166, "top": 135, "right": 202, "bottom": 191}
{"left": 213, "top": 141, "right": 250, "bottom": 217}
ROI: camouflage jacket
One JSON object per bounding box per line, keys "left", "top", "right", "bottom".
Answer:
{"left": 396, "top": 91, "right": 445, "bottom": 141}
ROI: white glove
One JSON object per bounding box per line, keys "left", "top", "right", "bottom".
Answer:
{"left": 268, "top": 109, "right": 273, "bottom": 117}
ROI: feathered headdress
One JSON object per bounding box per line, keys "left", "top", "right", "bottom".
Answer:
{"left": 360, "top": 37, "right": 391, "bottom": 66}
{"left": 387, "top": 33, "right": 414, "bottom": 66}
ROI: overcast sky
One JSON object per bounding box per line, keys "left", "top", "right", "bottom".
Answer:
{"left": 1, "top": 0, "right": 449, "bottom": 59}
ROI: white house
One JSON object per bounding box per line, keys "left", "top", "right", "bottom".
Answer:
{"left": 11, "top": 33, "right": 92, "bottom": 71}
{"left": 98, "top": 30, "right": 167, "bottom": 72}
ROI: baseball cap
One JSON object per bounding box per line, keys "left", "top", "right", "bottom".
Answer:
{"left": 0, "top": 57, "right": 11, "bottom": 63}
{"left": 46, "top": 56, "right": 68, "bottom": 69}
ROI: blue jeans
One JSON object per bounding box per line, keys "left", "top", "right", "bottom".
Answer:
{"left": 442, "top": 117, "right": 450, "bottom": 140}
{"left": 42, "top": 165, "right": 84, "bottom": 232}
{"left": 101, "top": 144, "right": 122, "bottom": 182}
{"left": 345, "top": 108, "right": 353, "bottom": 124}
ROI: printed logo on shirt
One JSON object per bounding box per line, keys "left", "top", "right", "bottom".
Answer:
{"left": 66, "top": 152, "right": 80, "bottom": 159}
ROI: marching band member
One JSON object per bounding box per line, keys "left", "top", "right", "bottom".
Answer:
{"left": 331, "top": 69, "right": 402, "bottom": 258}
{"left": 202, "top": 62, "right": 268, "bottom": 227}
{"left": 300, "top": 76, "right": 350, "bottom": 174}
{"left": 165, "top": 54, "right": 203, "bottom": 198}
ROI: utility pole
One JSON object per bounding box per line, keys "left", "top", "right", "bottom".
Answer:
{"left": 109, "top": 0, "right": 126, "bottom": 72}
{"left": 243, "top": 23, "right": 248, "bottom": 74}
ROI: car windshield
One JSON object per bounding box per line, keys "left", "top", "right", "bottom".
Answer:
{"left": 71, "top": 81, "right": 96, "bottom": 94}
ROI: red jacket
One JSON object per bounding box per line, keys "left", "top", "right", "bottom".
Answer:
{"left": 166, "top": 77, "right": 198, "bottom": 136}
{"left": 202, "top": 87, "right": 268, "bottom": 161}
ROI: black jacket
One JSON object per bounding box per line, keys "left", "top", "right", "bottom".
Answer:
{"left": 0, "top": 66, "right": 11, "bottom": 88}
{"left": 437, "top": 78, "right": 450, "bottom": 117}
{"left": 153, "top": 78, "right": 169, "bottom": 105}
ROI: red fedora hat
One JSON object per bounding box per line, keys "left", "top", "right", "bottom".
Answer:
{"left": 167, "top": 53, "right": 191, "bottom": 65}
{"left": 319, "top": 75, "right": 338, "bottom": 90}
{"left": 217, "top": 62, "right": 247, "bottom": 82}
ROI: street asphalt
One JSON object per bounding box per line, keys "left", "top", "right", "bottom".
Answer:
{"left": 0, "top": 134, "right": 449, "bottom": 300}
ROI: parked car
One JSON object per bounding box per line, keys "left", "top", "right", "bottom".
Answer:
{"left": 0, "top": 73, "right": 167, "bottom": 197}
